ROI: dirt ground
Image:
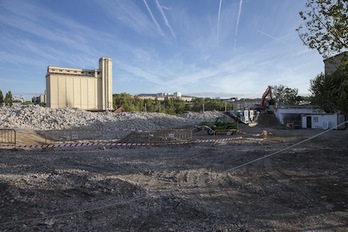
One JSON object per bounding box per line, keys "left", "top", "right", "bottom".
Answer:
{"left": 0, "top": 124, "right": 347, "bottom": 231}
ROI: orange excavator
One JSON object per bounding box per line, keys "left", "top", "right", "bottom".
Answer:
{"left": 261, "top": 86, "right": 275, "bottom": 109}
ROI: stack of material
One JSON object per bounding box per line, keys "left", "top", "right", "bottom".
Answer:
{"left": 255, "top": 112, "right": 283, "bottom": 129}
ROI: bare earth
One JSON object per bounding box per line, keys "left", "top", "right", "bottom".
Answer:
{"left": 0, "top": 126, "right": 347, "bottom": 231}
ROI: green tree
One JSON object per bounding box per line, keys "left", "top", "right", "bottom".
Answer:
{"left": 338, "top": 79, "right": 348, "bottom": 114}
{"left": 163, "top": 96, "right": 175, "bottom": 114}
{"left": 334, "top": 64, "right": 348, "bottom": 114}
{"left": 22, "top": 101, "right": 33, "bottom": 106}
{"left": 173, "top": 98, "right": 186, "bottom": 114}
{"left": 183, "top": 102, "right": 192, "bottom": 113}
{"left": 297, "top": 0, "right": 348, "bottom": 58}
{"left": 144, "top": 99, "right": 155, "bottom": 112}
{"left": 309, "top": 65, "right": 348, "bottom": 113}
{"left": 132, "top": 96, "right": 143, "bottom": 112}
{"left": 154, "top": 97, "right": 162, "bottom": 112}
{"left": 272, "top": 85, "right": 300, "bottom": 106}
{"left": 191, "top": 98, "right": 205, "bottom": 112}
{"left": 112, "top": 93, "right": 233, "bottom": 114}
{"left": 310, "top": 73, "right": 333, "bottom": 112}
{"left": 4, "top": 91, "right": 13, "bottom": 106}
{"left": 113, "top": 93, "right": 143, "bottom": 112}
{"left": 0, "top": 90, "right": 3, "bottom": 106}
{"left": 203, "top": 98, "right": 214, "bottom": 111}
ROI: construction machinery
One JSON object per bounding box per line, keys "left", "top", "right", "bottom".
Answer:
{"left": 194, "top": 116, "right": 238, "bottom": 135}
{"left": 261, "top": 86, "right": 273, "bottom": 108}
{"left": 258, "top": 86, "right": 275, "bottom": 113}
{"left": 224, "top": 111, "right": 249, "bottom": 125}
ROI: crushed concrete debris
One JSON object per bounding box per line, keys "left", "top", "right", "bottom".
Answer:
{"left": 0, "top": 105, "right": 223, "bottom": 132}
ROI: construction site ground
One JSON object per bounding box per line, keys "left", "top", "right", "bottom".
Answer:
{"left": 0, "top": 116, "right": 347, "bottom": 231}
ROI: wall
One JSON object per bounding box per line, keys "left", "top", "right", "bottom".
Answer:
{"left": 275, "top": 107, "right": 324, "bottom": 125}
{"left": 324, "top": 51, "right": 348, "bottom": 75}
{"left": 302, "top": 114, "right": 338, "bottom": 129}
{"left": 48, "top": 75, "right": 99, "bottom": 110}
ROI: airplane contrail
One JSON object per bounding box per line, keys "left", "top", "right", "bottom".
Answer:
{"left": 155, "top": 0, "right": 176, "bottom": 38}
{"left": 234, "top": 0, "right": 243, "bottom": 54}
{"left": 217, "top": 0, "right": 223, "bottom": 43}
{"left": 256, "top": 30, "right": 290, "bottom": 45}
{"left": 256, "top": 30, "right": 281, "bottom": 41}
{"left": 143, "top": 0, "right": 164, "bottom": 36}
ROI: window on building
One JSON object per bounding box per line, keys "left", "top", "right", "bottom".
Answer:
{"left": 313, "top": 116, "right": 319, "bottom": 123}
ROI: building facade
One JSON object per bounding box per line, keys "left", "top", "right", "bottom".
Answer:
{"left": 46, "top": 57, "right": 113, "bottom": 111}
{"left": 137, "top": 92, "right": 193, "bottom": 102}
{"left": 32, "top": 94, "right": 46, "bottom": 105}
{"left": 324, "top": 51, "right": 348, "bottom": 75}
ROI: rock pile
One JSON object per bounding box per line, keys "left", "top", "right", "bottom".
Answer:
{"left": 0, "top": 105, "right": 223, "bottom": 133}
{"left": 255, "top": 112, "right": 283, "bottom": 129}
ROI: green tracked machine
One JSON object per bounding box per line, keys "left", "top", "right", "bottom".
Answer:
{"left": 195, "top": 116, "right": 238, "bottom": 135}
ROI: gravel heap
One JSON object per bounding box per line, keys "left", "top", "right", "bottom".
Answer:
{"left": 0, "top": 105, "right": 223, "bottom": 132}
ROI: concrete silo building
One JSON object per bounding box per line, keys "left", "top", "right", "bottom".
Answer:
{"left": 324, "top": 51, "right": 348, "bottom": 75}
{"left": 45, "top": 57, "right": 113, "bottom": 111}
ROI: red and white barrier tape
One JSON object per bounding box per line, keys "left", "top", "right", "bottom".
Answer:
{"left": 0, "top": 136, "right": 263, "bottom": 150}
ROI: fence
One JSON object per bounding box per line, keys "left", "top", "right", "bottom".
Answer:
{"left": 38, "top": 128, "right": 105, "bottom": 143}
{"left": 0, "top": 128, "right": 193, "bottom": 148}
{"left": 119, "top": 129, "right": 193, "bottom": 144}
{"left": 148, "top": 129, "right": 192, "bottom": 143}
{"left": 0, "top": 129, "right": 16, "bottom": 147}
{"left": 40, "top": 128, "right": 193, "bottom": 144}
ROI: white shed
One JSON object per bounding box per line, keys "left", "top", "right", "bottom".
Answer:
{"left": 302, "top": 114, "right": 346, "bottom": 130}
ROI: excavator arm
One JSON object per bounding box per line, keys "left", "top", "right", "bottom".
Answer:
{"left": 261, "top": 86, "right": 273, "bottom": 108}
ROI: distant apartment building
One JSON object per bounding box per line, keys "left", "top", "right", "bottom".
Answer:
{"left": 137, "top": 92, "right": 193, "bottom": 102}
{"left": 45, "top": 57, "right": 113, "bottom": 111}
{"left": 32, "top": 94, "right": 46, "bottom": 105}
{"left": 324, "top": 51, "right": 348, "bottom": 75}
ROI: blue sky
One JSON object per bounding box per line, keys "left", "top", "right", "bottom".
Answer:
{"left": 0, "top": 0, "right": 324, "bottom": 100}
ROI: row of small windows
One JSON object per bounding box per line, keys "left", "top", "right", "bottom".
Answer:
{"left": 50, "top": 69, "right": 100, "bottom": 75}
{"left": 51, "top": 69, "right": 79, "bottom": 73}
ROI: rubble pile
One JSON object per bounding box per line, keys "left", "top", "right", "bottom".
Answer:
{"left": 255, "top": 112, "right": 283, "bottom": 129}
{"left": 0, "top": 105, "right": 223, "bottom": 132}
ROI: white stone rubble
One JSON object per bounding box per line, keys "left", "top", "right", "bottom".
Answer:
{"left": 0, "top": 105, "right": 223, "bottom": 132}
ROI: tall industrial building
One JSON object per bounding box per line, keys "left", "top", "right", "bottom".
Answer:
{"left": 324, "top": 51, "right": 348, "bottom": 75}
{"left": 45, "top": 57, "right": 113, "bottom": 111}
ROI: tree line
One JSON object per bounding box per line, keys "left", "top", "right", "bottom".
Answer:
{"left": 113, "top": 93, "right": 233, "bottom": 114}
{"left": 0, "top": 90, "right": 13, "bottom": 106}
{"left": 113, "top": 86, "right": 305, "bottom": 114}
